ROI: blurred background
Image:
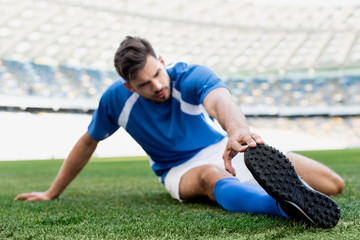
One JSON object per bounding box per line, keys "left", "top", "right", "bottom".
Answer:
{"left": 1, "top": 0, "right": 359, "bottom": 160}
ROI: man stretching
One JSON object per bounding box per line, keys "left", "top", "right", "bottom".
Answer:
{"left": 15, "top": 36, "right": 344, "bottom": 228}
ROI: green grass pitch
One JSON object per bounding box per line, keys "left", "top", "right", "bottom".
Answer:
{"left": 0, "top": 149, "right": 359, "bottom": 240}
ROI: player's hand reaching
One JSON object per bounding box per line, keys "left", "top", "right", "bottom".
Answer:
{"left": 14, "top": 191, "right": 53, "bottom": 202}
{"left": 223, "top": 129, "right": 264, "bottom": 176}
{"left": 202, "top": 88, "right": 264, "bottom": 176}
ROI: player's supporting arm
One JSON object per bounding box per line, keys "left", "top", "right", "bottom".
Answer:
{"left": 14, "top": 132, "right": 98, "bottom": 202}
{"left": 203, "top": 87, "right": 264, "bottom": 176}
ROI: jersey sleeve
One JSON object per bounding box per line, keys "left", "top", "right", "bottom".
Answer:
{"left": 88, "top": 88, "right": 121, "bottom": 141}
{"left": 181, "top": 65, "right": 229, "bottom": 104}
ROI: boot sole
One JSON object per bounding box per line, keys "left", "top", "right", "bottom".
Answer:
{"left": 244, "top": 144, "right": 340, "bottom": 228}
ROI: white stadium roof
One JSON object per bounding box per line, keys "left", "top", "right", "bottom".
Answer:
{"left": 1, "top": 0, "right": 360, "bottom": 76}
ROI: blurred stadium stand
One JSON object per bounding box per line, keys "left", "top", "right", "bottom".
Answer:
{"left": 0, "top": 59, "right": 116, "bottom": 112}
{"left": 1, "top": 58, "right": 359, "bottom": 116}
{"left": 1, "top": 0, "right": 360, "bottom": 159}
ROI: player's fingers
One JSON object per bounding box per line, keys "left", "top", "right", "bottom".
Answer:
{"left": 14, "top": 193, "right": 31, "bottom": 200}
{"left": 238, "top": 145, "right": 248, "bottom": 152}
{"left": 250, "top": 133, "right": 264, "bottom": 144}
{"left": 227, "top": 138, "right": 243, "bottom": 152}
{"left": 26, "top": 196, "right": 42, "bottom": 202}
{"left": 241, "top": 135, "right": 256, "bottom": 148}
{"left": 224, "top": 162, "right": 236, "bottom": 176}
{"left": 223, "top": 150, "right": 237, "bottom": 176}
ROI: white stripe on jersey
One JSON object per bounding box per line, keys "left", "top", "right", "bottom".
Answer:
{"left": 172, "top": 87, "right": 203, "bottom": 115}
{"left": 172, "top": 86, "right": 226, "bottom": 136}
{"left": 118, "top": 92, "right": 139, "bottom": 128}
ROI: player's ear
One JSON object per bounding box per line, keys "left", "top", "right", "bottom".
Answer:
{"left": 158, "top": 55, "right": 166, "bottom": 67}
{"left": 123, "top": 82, "right": 135, "bottom": 92}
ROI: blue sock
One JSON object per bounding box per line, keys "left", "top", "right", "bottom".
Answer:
{"left": 214, "top": 177, "right": 289, "bottom": 218}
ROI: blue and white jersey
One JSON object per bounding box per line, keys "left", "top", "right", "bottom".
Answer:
{"left": 88, "top": 62, "right": 228, "bottom": 180}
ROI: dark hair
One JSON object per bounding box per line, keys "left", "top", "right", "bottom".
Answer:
{"left": 114, "top": 36, "right": 157, "bottom": 81}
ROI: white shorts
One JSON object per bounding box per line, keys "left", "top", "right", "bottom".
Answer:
{"left": 163, "top": 135, "right": 290, "bottom": 201}
{"left": 163, "top": 137, "right": 257, "bottom": 201}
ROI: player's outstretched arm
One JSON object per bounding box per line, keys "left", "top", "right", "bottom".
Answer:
{"left": 203, "top": 87, "right": 264, "bottom": 176}
{"left": 14, "top": 132, "right": 98, "bottom": 202}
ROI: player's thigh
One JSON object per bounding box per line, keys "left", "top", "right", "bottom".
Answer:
{"left": 287, "top": 152, "right": 335, "bottom": 178}
{"left": 286, "top": 151, "right": 344, "bottom": 195}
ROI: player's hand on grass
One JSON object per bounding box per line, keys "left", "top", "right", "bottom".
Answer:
{"left": 223, "top": 129, "right": 264, "bottom": 176}
{"left": 14, "top": 191, "right": 53, "bottom": 202}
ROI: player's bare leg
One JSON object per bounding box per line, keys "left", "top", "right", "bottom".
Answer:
{"left": 179, "top": 164, "right": 231, "bottom": 201}
{"left": 286, "top": 152, "right": 344, "bottom": 196}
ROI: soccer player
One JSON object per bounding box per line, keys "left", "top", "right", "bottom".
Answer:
{"left": 15, "top": 36, "right": 344, "bottom": 228}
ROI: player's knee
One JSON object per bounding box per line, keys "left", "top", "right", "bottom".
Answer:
{"left": 323, "top": 173, "right": 345, "bottom": 196}
{"left": 199, "top": 165, "right": 220, "bottom": 186}
{"left": 331, "top": 175, "right": 345, "bottom": 195}
{"left": 198, "top": 165, "right": 229, "bottom": 200}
